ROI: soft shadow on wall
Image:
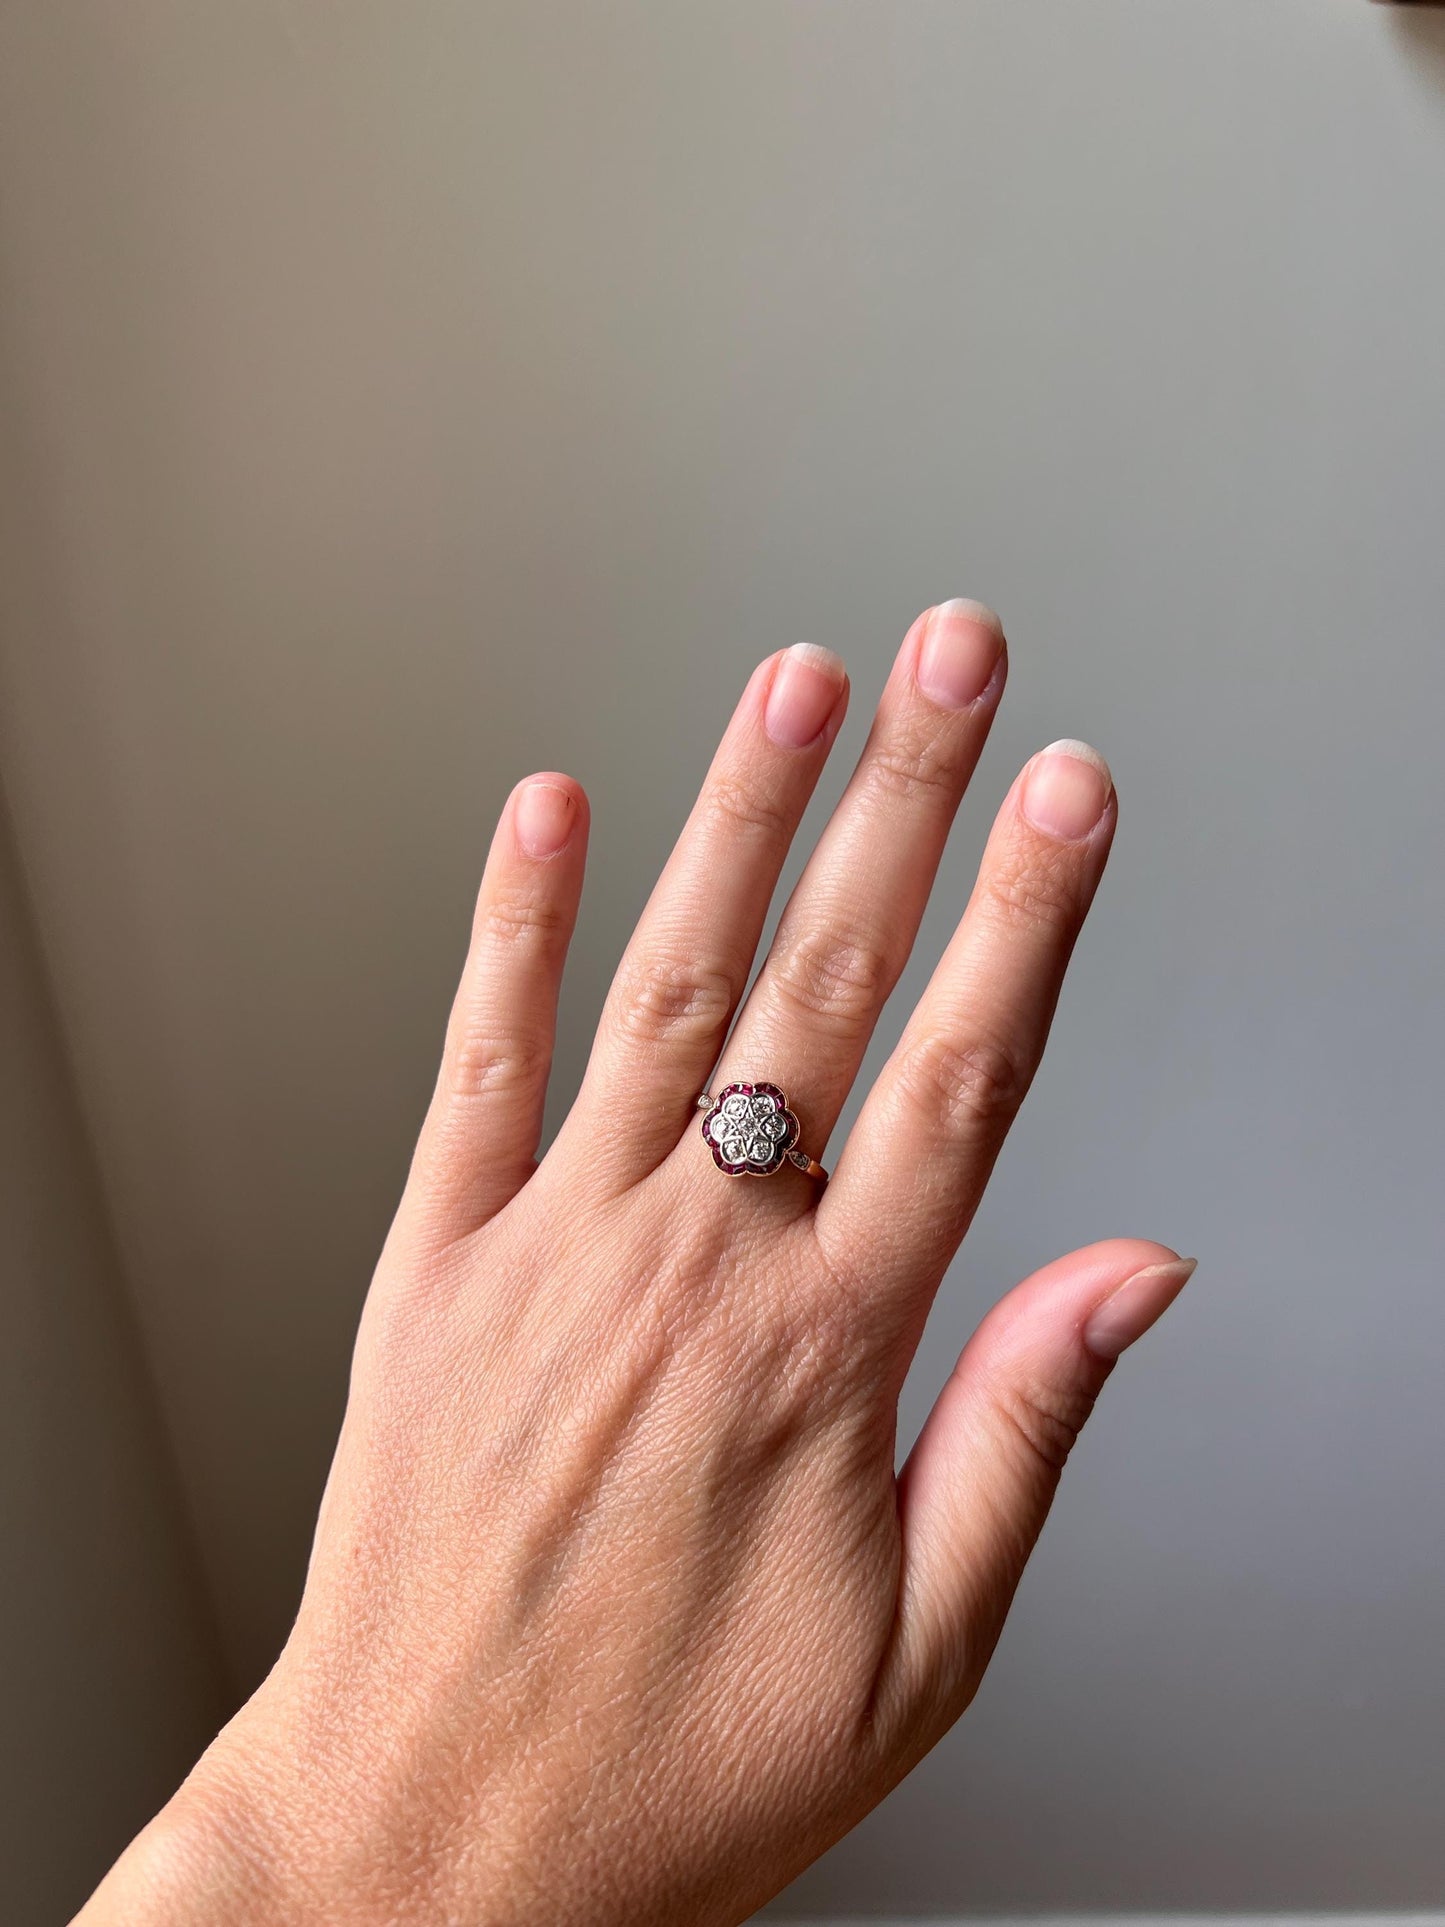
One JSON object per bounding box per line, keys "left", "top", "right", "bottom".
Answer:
{"left": 1389, "top": 3, "right": 1445, "bottom": 80}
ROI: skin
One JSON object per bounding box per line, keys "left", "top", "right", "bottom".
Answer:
{"left": 76, "top": 601, "right": 1194, "bottom": 1927}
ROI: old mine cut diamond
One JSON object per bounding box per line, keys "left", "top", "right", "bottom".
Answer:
{"left": 701, "top": 1082, "right": 801, "bottom": 1177}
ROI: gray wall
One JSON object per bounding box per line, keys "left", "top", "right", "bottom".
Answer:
{"left": 1, "top": 1, "right": 1443, "bottom": 1915}
{"left": 0, "top": 789, "right": 227, "bottom": 1921}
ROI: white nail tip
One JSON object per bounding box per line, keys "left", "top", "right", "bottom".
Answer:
{"left": 784, "top": 642, "right": 846, "bottom": 678}
{"left": 1038, "top": 738, "right": 1113, "bottom": 784}
{"left": 933, "top": 597, "right": 1004, "bottom": 634}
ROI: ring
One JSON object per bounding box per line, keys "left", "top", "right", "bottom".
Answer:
{"left": 695, "top": 1082, "right": 828, "bottom": 1182}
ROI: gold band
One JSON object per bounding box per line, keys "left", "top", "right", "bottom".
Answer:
{"left": 785, "top": 1149, "right": 828, "bottom": 1182}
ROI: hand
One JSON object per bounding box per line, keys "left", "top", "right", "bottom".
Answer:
{"left": 80, "top": 602, "right": 1193, "bottom": 1927}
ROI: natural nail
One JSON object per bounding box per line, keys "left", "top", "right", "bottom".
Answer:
{"left": 763, "top": 643, "right": 847, "bottom": 749}
{"left": 915, "top": 598, "right": 1005, "bottom": 710}
{"left": 1020, "top": 739, "right": 1113, "bottom": 841}
{"left": 1083, "top": 1257, "right": 1198, "bottom": 1362}
{"left": 514, "top": 781, "right": 577, "bottom": 860}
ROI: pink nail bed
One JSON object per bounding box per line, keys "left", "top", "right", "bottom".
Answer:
{"left": 515, "top": 781, "right": 576, "bottom": 859}
{"left": 915, "top": 599, "right": 1004, "bottom": 710}
{"left": 763, "top": 643, "right": 846, "bottom": 749}
{"left": 1020, "top": 740, "right": 1113, "bottom": 841}
{"left": 1083, "top": 1258, "right": 1198, "bottom": 1362}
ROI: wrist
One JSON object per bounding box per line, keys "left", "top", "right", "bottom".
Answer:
{"left": 73, "top": 1684, "right": 399, "bottom": 1927}
{"left": 71, "top": 1777, "right": 270, "bottom": 1926}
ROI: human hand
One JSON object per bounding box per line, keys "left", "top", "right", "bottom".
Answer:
{"left": 80, "top": 602, "right": 1193, "bottom": 1926}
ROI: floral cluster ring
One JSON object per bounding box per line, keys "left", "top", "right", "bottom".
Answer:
{"left": 695, "top": 1082, "right": 828, "bottom": 1182}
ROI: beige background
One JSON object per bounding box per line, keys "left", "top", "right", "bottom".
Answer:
{"left": 2, "top": 3, "right": 1444, "bottom": 1920}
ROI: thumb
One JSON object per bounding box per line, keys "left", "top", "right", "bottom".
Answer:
{"left": 878, "top": 1238, "right": 1196, "bottom": 1740}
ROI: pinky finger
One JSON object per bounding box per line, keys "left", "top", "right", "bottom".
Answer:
{"left": 402, "top": 773, "right": 589, "bottom": 1245}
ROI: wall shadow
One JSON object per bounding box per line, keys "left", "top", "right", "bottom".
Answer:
{"left": 1388, "top": 5, "right": 1445, "bottom": 94}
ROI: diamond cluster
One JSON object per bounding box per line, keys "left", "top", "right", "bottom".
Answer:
{"left": 700, "top": 1082, "right": 801, "bottom": 1176}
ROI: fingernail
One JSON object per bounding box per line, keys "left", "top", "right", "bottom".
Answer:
{"left": 514, "top": 781, "right": 577, "bottom": 859}
{"left": 1083, "top": 1257, "right": 1198, "bottom": 1363}
{"left": 1020, "top": 739, "right": 1113, "bottom": 841}
{"left": 915, "top": 599, "right": 1005, "bottom": 709}
{"left": 763, "top": 643, "right": 847, "bottom": 749}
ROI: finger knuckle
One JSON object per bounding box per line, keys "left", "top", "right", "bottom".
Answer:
{"left": 444, "top": 1030, "right": 552, "bottom": 1102}
{"left": 706, "top": 770, "right": 793, "bottom": 843}
{"left": 768, "top": 921, "right": 895, "bottom": 1039}
{"left": 478, "top": 885, "right": 570, "bottom": 950}
{"left": 981, "top": 846, "right": 1083, "bottom": 935}
{"left": 613, "top": 951, "right": 737, "bottom": 1050}
{"left": 993, "top": 1371, "right": 1095, "bottom": 1477}
{"left": 862, "top": 732, "right": 961, "bottom": 811}
{"left": 894, "top": 1030, "right": 1030, "bottom": 1142}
